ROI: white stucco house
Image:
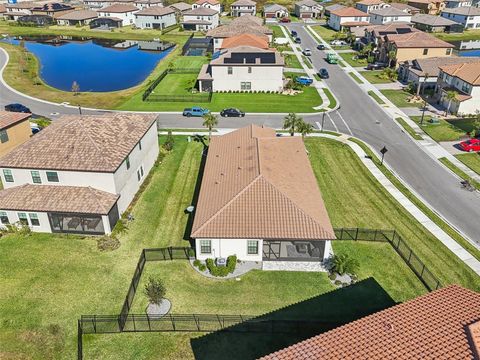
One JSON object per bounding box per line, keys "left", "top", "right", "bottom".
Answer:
{"left": 84, "top": 0, "right": 137, "bottom": 9}
{"left": 294, "top": 0, "right": 323, "bottom": 19}
{"left": 369, "top": 7, "right": 412, "bottom": 24}
{"left": 191, "top": 125, "right": 336, "bottom": 269}
{"left": 97, "top": 4, "right": 139, "bottom": 26}
{"left": 192, "top": 0, "right": 221, "bottom": 13}
{"left": 182, "top": 7, "right": 219, "bottom": 30}
{"left": 263, "top": 3, "right": 289, "bottom": 19}
{"left": 230, "top": 0, "right": 256, "bottom": 17}
{"left": 441, "top": 6, "right": 480, "bottom": 28}
{"left": 4, "top": 2, "right": 33, "bottom": 20}
{"left": 328, "top": 6, "right": 370, "bottom": 31}
{"left": 134, "top": 6, "right": 176, "bottom": 29}
{"left": 445, "top": 0, "right": 473, "bottom": 8}
{"left": 0, "top": 114, "right": 159, "bottom": 235}
{"left": 355, "top": 0, "right": 390, "bottom": 13}
{"left": 134, "top": 0, "right": 164, "bottom": 10}
{"left": 197, "top": 45, "right": 284, "bottom": 92}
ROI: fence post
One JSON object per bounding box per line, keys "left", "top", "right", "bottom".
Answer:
{"left": 168, "top": 247, "right": 173, "bottom": 260}
{"left": 420, "top": 264, "right": 425, "bottom": 277}
{"left": 340, "top": 228, "right": 343, "bottom": 240}
{"left": 408, "top": 249, "right": 412, "bottom": 262}
{"left": 78, "top": 320, "right": 83, "bottom": 360}
{"left": 355, "top": 227, "right": 359, "bottom": 240}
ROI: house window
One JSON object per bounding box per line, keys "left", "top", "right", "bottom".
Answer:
{"left": 423, "top": 48, "right": 428, "bottom": 55}
{"left": 126, "top": 156, "right": 130, "bottom": 170}
{"left": 31, "top": 170, "right": 41, "bottom": 184}
{"left": 29, "top": 213, "right": 40, "bottom": 226}
{"left": 46, "top": 171, "right": 59, "bottom": 182}
{"left": 137, "top": 169, "right": 141, "bottom": 181}
{"left": 248, "top": 66, "right": 252, "bottom": 73}
{"left": 200, "top": 239, "right": 211, "bottom": 254}
{"left": 446, "top": 48, "right": 452, "bottom": 55}
{"left": 241, "top": 82, "right": 251, "bottom": 90}
{"left": 247, "top": 240, "right": 258, "bottom": 255}
{"left": 228, "top": 66, "right": 233, "bottom": 75}
{"left": 3, "top": 169, "right": 13, "bottom": 182}
{"left": 0, "top": 211, "right": 9, "bottom": 224}
{"left": 0, "top": 130, "right": 9, "bottom": 143}
{"left": 17, "top": 212, "right": 28, "bottom": 226}
{"left": 140, "top": 166, "right": 144, "bottom": 177}
{"left": 138, "top": 140, "right": 142, "bottom": 150}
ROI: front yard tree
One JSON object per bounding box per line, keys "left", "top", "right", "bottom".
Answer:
{"left": 71, "top": 81, "right": 80, "bottom": 95}
{"left": 444, "top": 90, "right": 457, "bottom": 116}
{"left": 144, "top": 277, "right": 166, "bottom": 305}
{"left": 202, "top": 113, "right": 218, "bottom": 141}
{"left": 283, "top": 113, "right": 303, "bottom": 136}
{"left": 297, "top": 120, "right": 313, "bottom": 140}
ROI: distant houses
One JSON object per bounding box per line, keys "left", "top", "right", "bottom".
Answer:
{"left": 193, "top": 0, "right": 221, "bottom": 13}
{"left": 230, "top": 0, "right": 256, "bottom": 17}
{"left": 355, "top": 0, "right": 389, "bottom": 14}
{"left": 407, "top": 0, "right": 446, "bottom": 15}
{"left": 440, "top": 6, "right": 480, "bottom": 28}
{"left": 328, "top": 7, "right": 370, "bottom": 31}
{"left": 182, "top": 7, "right": 219, "bottom": 31}
{"left": 369, "top": 7, "right": 412, "bottom": 24}
{"left": 134, "top": 6, "right": 176, "bottom": 29}
{"left": 97, "top": 4, "right": 138, "bottom": 26}
{"left": 294, "top": 0, "right": 323, "bottom": 19}
{"left": 263, "top": 4, "right": 289, "bottom": 19}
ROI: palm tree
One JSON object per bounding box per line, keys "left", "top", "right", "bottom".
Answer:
{"left": 283, "top": 113, "right": 302, "bottom": 136}
{"left": 297, "top": 120, "right": 313, "bottom": 140}
{"left": 417, "top": 72, "right": 429, "bottom": 97}
{"left": 444, "top": 90, "right": 458, "bottom": 116}
{"left": 202, "top": 113, "right": 218, "bottom": 141}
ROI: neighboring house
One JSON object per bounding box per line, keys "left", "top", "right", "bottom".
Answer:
{"left": 328, "top": 7, "right": 370, "bottom": 31}
{"left": 436, "top": 60, "right": 480, "bottom": 115}
{"left": 0, "top": 114, "right": 159, "bottom": 234}
{"left": 369, "top": 7, "right": 412, "bottom": 24}
{"left": 83, "top": 0, "right": 136, "bottom": 9}
{"left": 191, "top": 125, "right": 335, "bottom": 266}
{"left": 97, "top": 4, "right": 139, "bottom": 26}
{"left": 207, "top": 15, "right": 273, "bottom": 51}
{"left": 261, "top": 285, "right": 480, "bottom": 360}
{"left": 0, "top": 4, "right": 6, "bottom": 20}
{"left": 197, "top": 46, "right": 284, "bottom": 92}
{"left": 263, "top": 3, "right": 289, "bottom": 19}
{"left": 168, "top": 1, "right": 191, "bottom": 15}
{"left": 219, "top": 33, "right": 269, "bottom": 50}
{"left": 378, "top": 30, "right": 454, "bottom": 64}
{"left": 411, "top": 12, "right": 464, "bottom": 31}
{"left": 17, "top": 14, "right": 54, "bottom": 25}
{"left": 4, "top": 2, "right": 34, "bottom": 20}
{"left": 324, "top": 3, "right": 345, "bottom": 16}
{"left": 230, "top": 0, "right": 256, "bottom": 17}
{"left": 192, "top": 0, "right": 221, "bottom": 13}
{"left": 355, "top": 0, "right": 389, "bottom": 14}
{"left": 181, "top": 7, "right": 218, "bottom": 30}
{"left": 134, "top": 0, "right": 164, "bottom": 10}
{"left": 31, "top": 3, "right": 75, "bottom": 18}
{"left": 294, "top": 0, "right": 323, "bottom": 19}
{"left": 56, "top": 10, "right": 98, "bottom": 26}
{"left": 407, "top": 0, "right": 446, "bottom": 14}
{"left": 445, "top": 0, "right": 472, "bottom": 7}
{"left": 365, "top": 22, "right": 416, "bottom": 46}
{"left": 441, "top": 6, "right": 480, "bottom": 28}
{"left": 0, "top": 111, "right": 32, "bottom": 158}
{"left": 389, "top": 2, "right": 422, "bottom": 14}
{"left": 135, "top": 6, "right": 176, "bottom": 29}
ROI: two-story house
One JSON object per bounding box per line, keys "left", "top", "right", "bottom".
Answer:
{"left": 230, "top": 0, "right": 256, "bottom": 17}
{"left": 445, "top": 0, "right": 472, "bottom": 8}
{"left": 328, "top": 7, "right": 370, "bottom": 31}
{"left": 411, "top": 13, "right": 464, "bottom": 32}
{"left": 294, "top": 0, "right": 323, "bottom": 19}
{"left": 369, "top": 7, "right": 412, "bottom": 24}
{"left": 0, "top": 111, "right": 32, "bottom": 158}
{"left": 0, "top": 114, "right": 159, "bottom": 235}
{"left": 441, "top": 7, "right": 480, "bottom": 28}
{"left": 389, "top": 2, "right": 422, "bottom": 14}
{"left": 135, "top": 6, "right": 176, "bottom": 29}
{"left": 182, "top": 7, "right": 219, "bottom": 30}
{"left": 192, "top": 0, "right": 222, "bottom": 13}
{"left": 84, "top": 0, "right": 137, "bottom": 9}
{"left": 407, "top": 0, "right": 445, "bottom": 14}
{"left": 134, "top": 0, "right": 164, "bottom": 10}
{"left": 263, "top": 4, "right": 289, "bottom": 19}
{"left": 436, "top": 61, "right": 480, "bottom": 115}
{"left": 97, "top": 4, "right": 139, "bottom": 26}
{"left": 355, "top": 0, "right": 389, "bottom": 13}
{"left": 197, "top": 45, "right": 284, "bottom": 92}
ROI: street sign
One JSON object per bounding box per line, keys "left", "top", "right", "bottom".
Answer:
{"left": 380, "top": 146, "right": 388, "bottom": 165}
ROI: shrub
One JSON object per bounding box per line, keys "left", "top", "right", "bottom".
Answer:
{"left": 111, "top": 218, "right": 128, "bottom": 237}
{"left": 193, "top": 259, "right": 201, "bottom": 267}
{"left": 328, "top": 273, "right": 336, "bottom": 280}
{"left": 97, "top": 236, "right": 120, "bottom": 252}
{"left": 162, "top": 131, "right": 175, "bottom": 151}
{"left": 331, "top": 254, "right": 359, "bottom": 276}
{"left": 188, "top": 248, "right": 195, "bottom": 258}
{"left": 144, "top": 277, "right": 166, "bottom": 305}
{"left": 334, "top": 280, "right": 342, "bottom": 285}
{"left": 198, "top": 264, "right": 207, "bottom": 272}
{"left": 206, "top": 255, "right": 237, "bottom": 277}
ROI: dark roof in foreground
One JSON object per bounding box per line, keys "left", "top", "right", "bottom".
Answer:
{"left": 260, "top": 285, "right": 480, "bottom": 360}
{"left": 0, "top": 184, "right": 119, "bottom": 214}
{"left": 56, "top": 10, "right": 98, "bottom": 20}
{"left": 0, "top": 111, "right": 31, "bottom": 130}
{"left": 0, "top": 114, "right": 157, "bottom": 173}
{"left": 411, "top": 13, "right": 460, "bottom": 26}
{"left": 191, "top": 125, "right": 335, "bottom": 240}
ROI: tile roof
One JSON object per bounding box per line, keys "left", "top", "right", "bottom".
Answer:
{"left": 210, "top": 46, "right": 283, "bottom": 65}
{"left": 0, "top": 184, "right": 118, "bottom": 215}
{"left": 168, "top": 1, "right": 191, "bottom": 11}
{"left": 389, "top": 2, "right": 419, "bottom": 11}
{"left": 195, "top": 0, "right": 220, "bottom": 4}
{"left": 370, "top": 7, "right": 411, "bottom": 16}
{"left": 407, "top": 56, "right": 479, "bottom": 77}
{"left": 442, "top": 6, "right": 480, "bottom": 15}
{"left": 264, "top": 3, "right": 287, "bottom": 12}
{"left": 325, "top": 3, "right": 345, "bottom": 11}
{"left": 184, "top": 6, "right": 218, "bottom": 15}
{"left": 440, "top": 61, "right": 480, "bottom": 85}
{"left": 56, "top": 9, "right": 98, "bottom": 20}
{"left": 231, "top": 0, "right": 256, "bottom": 6}
{"left": 191, "top": 125, "right": 336, "bottom": 240}
{"left": 369, "top": 21, "right": 415, "bottom": 36}
{"left": 331, "top": 6, "right": 369, "bottom": 17}
{"left": 0, "top": 114, "right": 157, "bottom": 173}
{"left": 207, "top": 15, "right": 272, "bottom": 38}
{"left": 99, "top": 4, "right": 138, "bottom": 12}
{"left": 136, "top": 5, "right": 175, "bottom": 15}
{"left": 0, "top": 4, "right": 7, "bottom": 13}
{"left": 440, "top": 86, "right": 472, "bottom": 101}
{"left": 0, "top": 111, "right": 31, "bottom": 130}
{"left": 411, "top": 12, "right": 460, "bottom": 25}
{"left": 296, "top": 0, "right": 320, "bottom": 6}
{"left": 5, "top": 2, "right": 36, "bottom": 9}
{"left": 386, "top": 30, "right": 454, "bottom": 48}
{"left": 220, "top": 33, "right": 269, "bottom": 49}
{"left": 32, "top": 2, "right": 74, "bottom": 11}
{"left": 356, "top": 0, "right": 384, "bottom": 5}
{"left": 260, "top": 285, "right": 480, "bottom": 360}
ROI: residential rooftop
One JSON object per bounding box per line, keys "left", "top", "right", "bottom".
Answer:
{"left": 370, "top": 7, "right": 411, "bottom": 16}
{"left": 442, "top": 6, "right": 480, "bottom": 15}
{"left": 264, "top": 3, "right": 287, "bottom": 12}
{"left": 296, "top": 0, "right": 320, "bottom": 6}
{"left": 231, "top": 0, "right": 256, "bottom": 6}
{"left": 135, "top": 5, "right": 175, "bottom": 15}
{"left": 440, "top": 61, "right": 480, "bottom": 85}
{"left": 56, "top": 9, "right": 98, "bottom": 20}
{"left": 405, "top": 56, "right": 479, "bottom": 77}
{"left": 0, "top": 111, "right": 31, "bottom": 130}
{"left": 31, "top": 2, "right": 73, "bottom": 11}
{"left": 389, "top": 2, "right": 420, "bottom": 11}
{"left": 183, "top": 6, "right": 218, "bottom": 15}
{"left": 99, "top": 4, "right": 138, "bottom": 12}
{"left": 168, "top": 1, "right": 191, "bottom": 11}
{"left": 195, "top": 0, "right": 220, "bottom": 4}
{"left": 220, "top": 33, "right": 269, "bottom": 49}
{"left": 331, "top": 6, "right": 369, "bottom": 17}
{"left": 206, "top": 15, "right": 272, "bottom": 38}
{"left": 411, "top": 12, "right": 460, "bottom": 25}
{"left": 386, "top": 30, "right": 454, "bottom": 48}
{"left": 210, "top": 46, "right": 284, "bottom": 66}
{"left": 356, "top": 0, "right": 385, "bottom": 5}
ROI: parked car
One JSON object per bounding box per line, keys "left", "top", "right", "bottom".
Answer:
{"left": 366, "top": 62, "right": 387, "bottom": 70}
{"left": 294, "top": 37, "right": 301, "bottom": 44}
{"left": 220, "top": 108, "right": 245, "bottom": 117}
{"left": 302, "top": 48, "right": 312, "bottom": 56}
{"left": 182, "top": 106, "right": 210, "bottom": 117}
{"left": 317, "top": 44, "right": 325, "bottom": 50}
{"left": 330, "top": 40, "right": 347, "bottom": 46}
{"left": 291, "top": 30, "right": 297, "bottom": 37}
{"left": 318, "top": 68, "right": 329, "bottom": 79}
{"left": 280, "top": 17, "right": 291, "bottom": 23}
{"left": 295, "top": 76, "right": 313, "bottom": 85}
{"left": 5, "top": 103, "right": 31, "bottom": 113}
{"left": 459, "top": 138, "right": 480, "bottom": 152}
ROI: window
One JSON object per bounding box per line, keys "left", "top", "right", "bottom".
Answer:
{"left": 29, "top": 213, "right": 40, "bottom": 226}
{"left": 138, "top": 140, "right": 142, "bottom": 150}
{"left": 241, "top": 82, "right": 251, "bottom": 90}
{"left": 3, "top": 169, "right": 13, "bottom": 183}
{"left": 446, "top": 48, "right": 452, "bottom": 55}
{"left": 137, "top": 169, "right": 141, "bottom": 181}
{"left": 31, "top": 170, "right": 41, "bottom": 184}
{"left": 140, "top": 166, "right": 144, "bottom": 177}
{"left": 0, "top": 211, "right": 9, "bottom": 224}
{"left": 247, "top": 240, "right": 258, "bottom": 255}
{"left": 200, "top": 240, "right": 211, "bottom": 254}
{"left": 227, "top": 66, "right": 233, "bottom": 75}
{"left": 0, "top": 130, "right": 9, "bottom": 143}
{"left": 46, "top": 171, "right": 59, "bottom": 182}
{"left": 17, "top": 212, "right": 28, "bottom": 226}
{"left": 126, "top": 156, "right": 130, "bottom": 170}
{"left": 423, "top": 48, "right": 428, "bottom": 55}
{"left": 248, "top": 66, "right": 252, "bottom": 74}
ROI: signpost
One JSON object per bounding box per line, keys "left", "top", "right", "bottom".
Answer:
{"left": 380, "top": 146, "right": 388, "bottom": 165}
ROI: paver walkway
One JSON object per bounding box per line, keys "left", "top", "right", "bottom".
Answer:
{"left": 374, "top": 82, "right": 404, "bottom": 90}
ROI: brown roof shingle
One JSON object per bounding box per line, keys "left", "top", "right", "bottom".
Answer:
{"left": 331, "top": 6, "right": 369, "bottom": 17}
{"left": 0, "top": 113, "right": 157, "bottom": 173}
{"left": 386, "top": 30, "right": 454, "bottom": 48}
{"left": 191, "top": 125, "right": 335, "bottom": 240}
{"left": 0, "top": 184, "right": 118, "bottom": 214}
{"left": 99, "top": 4, "right": 138, "bottom": 12}
{"left": 207, "top": 14, "right": 272, "bottom": 38}
{"left": 56, "top": 9, "right": 98, "bottom": 20}
{"left": 0, "top": 111, "right": 31, "bottom": 130}
{"left": 136, "top": 5, "right": 175, "bottom": 15}
{"left": 220, "top": 33, "right": 269, "bottom": 49}
{"left": 440, "top": 61, "right": 480, "bottom": 85}
{"left": 260, "top": 285, "right": 480, "bottom": 360}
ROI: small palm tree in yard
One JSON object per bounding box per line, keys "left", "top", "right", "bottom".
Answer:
{"left": 283, "top": 113, "right": 303, "bottom": 136}
{"left": 144, "top": 277, "right": 166, "bottom": 305}
{"left": 297, "top": 120, "right": 314, "bottom": 140}
{"left": 444, "top": 90, "right": 458, "bottom": 116}
{"left": 202, "top": 113, "right": 218, "bottom": 141}
{"left": 331, "top": 254, "right": 359, "bottom": 276}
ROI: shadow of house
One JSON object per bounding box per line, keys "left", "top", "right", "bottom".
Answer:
{"left": 190, "top": 278, "right": 396, "bottom": 360}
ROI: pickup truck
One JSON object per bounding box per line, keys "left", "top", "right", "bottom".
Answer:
{"left": 295, "top": 76, "right": 313, "bottom": 85}
{"left": 182, "top": 106, "right": 210, "bottom": 117}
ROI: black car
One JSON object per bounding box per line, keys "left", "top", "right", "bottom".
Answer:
{"left": 220, "top": 108, "right": 245, "bottom": 117}
{"left": 318, "top": 68, "right": 329, "bottom": 79}
{"left": 5, "top": 103, "right": 31, "bottom": 113}
{"left": 291, "top": 30, "right": 297, "bottom": 37}
{"left": 294, "top": 37, "right": 301, "bottom": 44}
{"left": 317, "top": 44, "right": 325, "bottom": 50}
{"left": 366, "top": 62, "right": 387, "bottom": 70}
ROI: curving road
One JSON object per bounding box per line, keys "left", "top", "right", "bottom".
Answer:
{"left": 0, "top": 37, "right": 479, "bottom": 243}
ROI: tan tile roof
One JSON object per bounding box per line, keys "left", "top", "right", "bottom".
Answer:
{"left": 468, "top": 321, "right": 480, "bottom": 359}
{"left": 168, "top": 2, "right": 191, "bottom": 11}
{"left": 370, "top": 7, "right": 411, "bottom": 16}
{"left": 56, "top": 9, "right": 98, "bottom": 20}
{"left": 331, "top": 6, "right": 369, "bottom": 17}
{"left": 356, "top": 0, "right": 384, "bottom": 5}
{"left": 386, "top": 30, "right": 454, "bottom": 48}
{"left": 99, "top": 4, "right": 138, "bottom": 12}
{"left": 220, "top": 33, "right": 269, "bottom": 49}
{"left": 207, "top": 15, "right": 272, "bottom": 38}
{"left": 0, "top": 4, "right": 6, "bottom": 13}
{"left": 0, "top": 114, "right": 157, "bottom": 173}
{"left": 195, "top": 0, "right": 219, "bottom": 4}
{"left": 440, "top": 61, "right": 480, "bottom": 85}
{"left": 0, "top": 111, "right": 31, "bottom": 130}
{"left": 411, "top": 12, "right": 459, "bottom": 26}
{"left": 0, "top": 184, "right": 118, "bottom": 214}
{"left": 211, "top": 46, "right": 284, "bottom": 65}
{"left": 260, "top": 285, "right": 480, "bottom": 360}
{"left": 231, "top": 0, "right": 256, "bottom": 6}
{"left": 191, "top": 125, "right": 335, "bottom": 240}
{"left": 184, "top": 6, "right": 218, "bottom": 15}
{"left": 136, "top": 5, "right": 175, "bottom": 15}
{"left": 409, "top": 56, "right": 479, "bottom": 77}
{"left": 442, "top": 6, "right": 480, "bottom": 15}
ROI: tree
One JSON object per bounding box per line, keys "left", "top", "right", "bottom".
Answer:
{"left": 417, "top": 72, "right": 429, "bottom": 96}
{"left": 470, "top": 111, "right": 480, "bottom": 138}
{"left": 163, "top": 130, "right": 175, "bottom": 151}
{"left": 444, "top": 90, "right": 457, "bottom": 116}
{"left": 331, "top": 254, "right": 359, "bottom": 276}
{"left": 71, "top": 81, "right": 80, "bottom": 95}
{"left": 283, "top": 113, "right": 303, "bottom": 136}
{"left": 422, "top": 73, "right": 429, "bottom": 96}
{"left": 388, "top": 50, "right": 396, "bottom": 68}
{"left": 202, "top": 113, "right": 218, "bottom": 141}
{"left": 297, "top": 120, "right": 313, "bottom": 140}
{"left": 144, "top": 277, "right": 166, "bottom": 305}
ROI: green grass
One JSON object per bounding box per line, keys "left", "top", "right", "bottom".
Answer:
{"left": 323, "top": 88, "right": 337, "bottom": 109}
{"left": 360, "top": 70, "right": 394, "bottom": 84}
{"left": 434, "top": 28, "right": 480, "bottom": 42}
{"left": 455, "top": 153, "right": 480, "bottom": 175}
{"left": 170, "top": 56, "right": 208, "bottom": 69}
{"left": 411, "top": 115, "right": 466, "bottom": 142}
{"left": 153, "top": 73, "right": 199, "bottom": 96}
{"left": 368, "top": 90, "right": 385, "bottom": 105}
{"left": 395, "top": 117, "right": 423, "bottom": 140}
{"left": 268, "top": 24, "right": 285, "bottom": 38}
{"left": 348, "top": 72, "right": 363, "bottom": 84}
{"left": 302, "top": 55, "right": 313, "bottom": 69}
{"left": 339, "top": 52, "right": 367, "bottom": 67}
{"left": 439, "top": 157, "right": 480, "bottom": 190}
{"left": 284, "top": 53, "right": 303, "bottom": 69}
{"left": 310, "top": 24, "right": 338, "bottom": 42}
{"left": 380, "top": 89, "right": 422, "bottom": 108}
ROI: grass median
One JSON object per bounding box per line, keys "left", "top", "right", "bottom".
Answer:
{"left": 368, "top": 90, "right": 385, "bottom": 105}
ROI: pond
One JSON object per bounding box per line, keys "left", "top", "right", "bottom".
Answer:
{"left": 2, "top": 36, "right": 174, "bottom": 92}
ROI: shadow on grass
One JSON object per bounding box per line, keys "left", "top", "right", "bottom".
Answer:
{"left": 190, "top": 278, "right": 396, "bottom": 360}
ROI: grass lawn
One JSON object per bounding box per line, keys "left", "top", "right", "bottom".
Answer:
{"left": 434, "top": 29, "right": 480, "bottom": 42}
{"left": 380, "top": 89, "right": 422, "bottom": 108}
{"left": 152, "top": 73, "right": 199, "bottom": 96}
{"left": 284, "top": 53, "right": 303, "bottom": 69}
{"left": 395, "top": 117, "right": 423, "bottom": 140}
{"left": 268, "top": 24, "right": 285, "bottom": 38}
{"left": 368, "top": 90, "right": 385, "bottom": 105}
{"left": 439, "top": 157, "right": 480, "bottom": 190}
{"left": 455, "top": 153, "right": 480, "bottom": 175}
{"left": 339, "top": 52, "right": 367, "bottom": 67}
{"left": 324, "top": 88, "right": 337, "bottom": 109}
{"left": 360, "top": 70, "right": 393, "bottom": 84}
{"left": 411, "top": 115, "right": 466, "bottom": 142}
{"left": 310, "top": 25, "right": 338, "bottom": 42}
{"left": 348, "top": 72, "right": 363, "bottom": 84}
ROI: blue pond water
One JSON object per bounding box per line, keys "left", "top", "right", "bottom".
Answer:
{"left": 5, "top": 37, "right": 173, "bottom": 92}
{"left": 459, "top": 49, "right": 480, "bottom": 57}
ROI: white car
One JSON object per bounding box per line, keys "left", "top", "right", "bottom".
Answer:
{"left": 302, "top": 48, "right": 312, "bottom": 56}
{"left": 330, "top": 40, "right": 347, "bottom": 46}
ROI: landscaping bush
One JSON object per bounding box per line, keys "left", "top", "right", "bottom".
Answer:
{"left": 328, "top": 273, "right": 336, "bottom": 280}
{"left": 334, "top": 280, "right": 342, "bottom": 285}
{"left": 198, "top": 264, "right": 207, "bottom": 272}
{"left": 144, "top": 277, "right": 166, "bottom": 305}
{"left": 96, "top": 236, "right": 120, "bottom": 252}
{"left": 206, "top": 255, "right": 237, "bottom": 277}
{"left": 162, "top": 131, "right": 175, "bottom": 151}
{"left": 331, "top": 254, "right": 359, "bottom": 276}
{"left": 193, "top": 259, "right": 201, "bottom": 267}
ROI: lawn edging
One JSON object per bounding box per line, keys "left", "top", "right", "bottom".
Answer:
{"left": 367, "top": 90, "right": 385, "bottom": 105}
{"left": 394, "top": 117, "right": 423, "bottom": 140}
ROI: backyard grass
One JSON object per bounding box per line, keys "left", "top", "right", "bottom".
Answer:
{"left": 360, "top": 70, "right": 394, "bottom": 84}
{"left": 348, "top": 72, "right": 363, "bottom": 84}
{"left": 434, "top": 28, "right": 480, "bottom": 42}
{"left": 368, "top": 90, "right": 385, "bottom": 105}
{"left": 394, "top": 117, "right": 423, "bottom": 140}
{"left": 380, "top": 89, "right": 422, "bottom": 108}
{"left": 439, "top": 157, "right": 480, "bottom": 190}
{"left": 411, "top": 115, "right": 467, "bottom": 142}
{"left": 310, "top": 25, "right": 338, "bottom": 42}
{"left": 455, "top": 153, "right": 480, "bottom": 175}
{"left": 339, "top": 52, "right": 367, "bottom": 67}
{"left": 284, "top": 53, "right": 303, "bottom": 69}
